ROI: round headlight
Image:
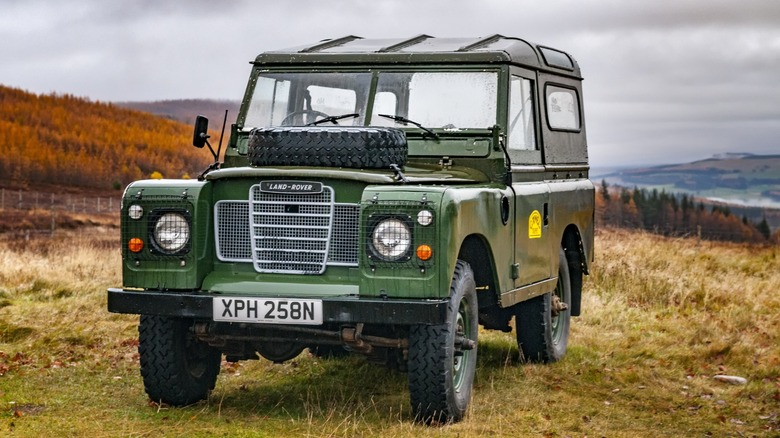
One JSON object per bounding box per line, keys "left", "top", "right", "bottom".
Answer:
{"left": 153, "top": 212, "right": 190, "bottom": 253}
{"left": 128, "top": 204, "right": 144, "bottom": 220}
{"left": 371, "top": 218, "right": 411, "bottom": 261}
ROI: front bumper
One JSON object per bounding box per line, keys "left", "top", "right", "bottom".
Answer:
{"left": 107, "top": 288, "right": 448, "bottom": 326}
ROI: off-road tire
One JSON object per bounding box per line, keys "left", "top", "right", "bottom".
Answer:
{"left": 138, "top": 315, "right": 221, "bottom": 406}
{"left": 408, "top": 260, "right": 478, "bottom": 424}
{"left": 248, "top": 126, "right": 407, "bottom": 169}
{"left": 515, "top": 248, "right": 572, "bottom": 363}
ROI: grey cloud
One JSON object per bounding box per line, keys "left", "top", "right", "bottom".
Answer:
{"left": 1, "top": 0, "right": 779, "bottom": 166}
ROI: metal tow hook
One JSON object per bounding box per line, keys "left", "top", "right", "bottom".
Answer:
{"left": 551, "top": 295, "right": 569, "bottom": 317}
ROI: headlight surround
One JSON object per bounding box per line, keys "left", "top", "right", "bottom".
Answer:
{"left": 150, "top": 211, "right": 191, "bottom": 254}
{"left": 370, "top": 217, "right": 412, "bottom": 261}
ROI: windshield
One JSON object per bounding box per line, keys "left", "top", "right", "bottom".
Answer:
{"left": 373, "top": 72, "right": 497, "bottom": 130}
{"left": 242, "top": 70, "right": 498, "bottom": 130}
{"left": 244, "top": 72, "right": 373, "bottom": 128}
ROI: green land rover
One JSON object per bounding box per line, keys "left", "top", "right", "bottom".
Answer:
{"left": 108, "top": 34, "right": 594, "bottom": 424}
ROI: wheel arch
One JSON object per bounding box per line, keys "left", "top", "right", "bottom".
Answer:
{"left": 457, "top": 234, "right": 500, "bottom": 311}
{"left": 561, "top": 224, "right": 585, "bottom": 316}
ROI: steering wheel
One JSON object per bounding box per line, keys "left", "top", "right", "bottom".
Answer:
{"left": 280, "top": 110, "right": 330, "bottom": 126}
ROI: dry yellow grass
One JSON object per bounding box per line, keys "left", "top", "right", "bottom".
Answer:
{"left": 0, "top": 227, "right": 778, "bottom": 436}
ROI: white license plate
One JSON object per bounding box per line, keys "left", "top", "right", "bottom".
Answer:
{"left": 213, "top": 297, "right": 323, "bottom": 325}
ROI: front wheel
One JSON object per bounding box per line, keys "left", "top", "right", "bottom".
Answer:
{"left": 515, "top": 248, "right": 572, "bottom": 363}
{"left": 408, "top": 260, "right": 478, "bottom": 424}
{"left": 138, "top": 315, "right": 221, "bottom": 406}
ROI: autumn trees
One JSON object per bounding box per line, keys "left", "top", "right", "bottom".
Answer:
{"left": 0, "top": 85, "right": 209, "bottom": 190}
{"left": 597, "top": 181, "right": 772, "bottom": 243}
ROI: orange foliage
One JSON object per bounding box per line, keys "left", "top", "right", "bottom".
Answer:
{"left": 596, "top": 183, "right": 770, "bottom": 244}
{"left": 0, "top": 85, "right": 211, "bottom": 190}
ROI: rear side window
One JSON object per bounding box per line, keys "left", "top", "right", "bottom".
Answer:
{"left": 546, "top": 85, "right": 580, "bottom": 131}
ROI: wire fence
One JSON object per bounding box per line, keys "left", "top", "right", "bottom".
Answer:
{"left": 0, "top": 188, "right": 121, "bottom": 240}
{"left": 0, "top": 188, "right": 120, "bottom": 214}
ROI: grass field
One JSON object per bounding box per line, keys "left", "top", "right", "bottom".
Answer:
{"left": 0, "top": 228, "right": 778, "bottom": 436}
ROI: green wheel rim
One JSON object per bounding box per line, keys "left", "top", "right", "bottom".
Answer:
{"left": 452, "top": 299, "right": 472, "bottom": 392}
{"left": 551, "top": 278, "right": 565, "bottom": 345}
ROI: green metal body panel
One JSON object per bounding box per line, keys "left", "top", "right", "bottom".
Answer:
{"left": 121, "top": 179, "right": 213, "bottom": 290}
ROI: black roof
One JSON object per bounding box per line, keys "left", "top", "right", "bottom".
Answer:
{"left": 254, "top": 35, "right": 581, "bottom": 78}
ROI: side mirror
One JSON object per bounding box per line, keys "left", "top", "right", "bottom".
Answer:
{"left": 193, "top": 115, "right": 209, "bottom": 148}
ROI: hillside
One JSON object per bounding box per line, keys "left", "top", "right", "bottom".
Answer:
{"left": 117, "top": 99, "right": 240, "bottom": 127}
{"left": 600, "top": 154, "right": 780, "bottom": 207}
{"left": 0, "top": 85, "right": 212, "bottom": 190}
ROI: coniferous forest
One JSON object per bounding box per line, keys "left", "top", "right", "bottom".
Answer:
{"left": 0, "top": 85, "right": 209, "bottom": 190}
{"left": 596, "top": 180, "right": 778, "bottom": 243}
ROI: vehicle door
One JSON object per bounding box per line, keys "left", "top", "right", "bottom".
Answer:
{"left": 507, "top": 68, "right": 552, "bottom": 286}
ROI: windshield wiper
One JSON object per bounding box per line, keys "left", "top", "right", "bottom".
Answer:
{"left": 306, "top": 113, "right": 359, "bottom": 126}
{"left": 377, "top": 114, "right": 439, "bottom": 139}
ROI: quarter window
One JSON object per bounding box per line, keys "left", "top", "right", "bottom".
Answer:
{"left": 508, "top": 76, "right": 536, "bottom": 150}
{"left": 546, "top": 85, "right": 580, "bottom": 131}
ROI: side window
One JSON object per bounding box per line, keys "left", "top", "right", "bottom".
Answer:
{"left": 546, "top": 85, "right": 580, "bottom": 131}
{"left": 508, "top": 76, "right": 536, "bottom": 150}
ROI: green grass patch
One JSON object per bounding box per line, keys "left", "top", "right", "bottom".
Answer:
{"left": 0, "top": 230, "right": 778, "bottom": 436}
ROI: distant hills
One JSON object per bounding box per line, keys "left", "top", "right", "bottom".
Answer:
{"left": 598, "top": 153, "right": 780, "bottom": 208}
{"left": 117, "top": 99, "right": 240, "bottom": 128}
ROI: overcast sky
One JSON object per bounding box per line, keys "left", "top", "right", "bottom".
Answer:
{"left": 1, "top": 0, "right": 779, "bottom": 167}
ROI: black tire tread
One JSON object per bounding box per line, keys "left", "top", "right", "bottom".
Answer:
{"left": 248, "top": 126, "right": 407, "bottom": 169}
{"left": 515, "top": 248, "right": 571, "bottom": 363}
{"left": 138, "top": 315, "right": 220, "bottom": 406}
{"left": 408, "top": 260, "right": 477, "bottom": 424}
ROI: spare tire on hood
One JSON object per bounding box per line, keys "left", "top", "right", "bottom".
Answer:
{"left": 248, "top": 126, "right": 407, "bottom": 169}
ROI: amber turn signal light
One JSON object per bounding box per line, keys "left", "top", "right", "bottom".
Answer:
{"left": 416, "top": 244, "right": 432, "bottom": 261}
{"left": 128, "top": 238, "right": 144, "bottom": 253}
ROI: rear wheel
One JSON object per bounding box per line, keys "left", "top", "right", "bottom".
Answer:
{"left": 138, "top": 315, "right": 221, "bottom": 406}
{"left": 408, "top": 260, "right": 478, "bottom": 424}
{"left": 256, "top": 342, "right": 304, "bottom": 364}
{"left": 515, "top": 248, "right": 571, "bottom": 363}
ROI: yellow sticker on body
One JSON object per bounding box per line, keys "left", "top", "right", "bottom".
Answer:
{"left": 529, "top": 210, "right": 542, "bottom": 239}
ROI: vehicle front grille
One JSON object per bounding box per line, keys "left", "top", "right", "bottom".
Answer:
{"left": 214, "top": 186, "right": 359, "bottom": 273}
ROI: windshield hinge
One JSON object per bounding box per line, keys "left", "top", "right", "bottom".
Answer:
{"left": 390, "top": 164, "right": 408, "bottom": 183}
{"left": 439, "top": 156, "right": 453, "bottom": 169}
